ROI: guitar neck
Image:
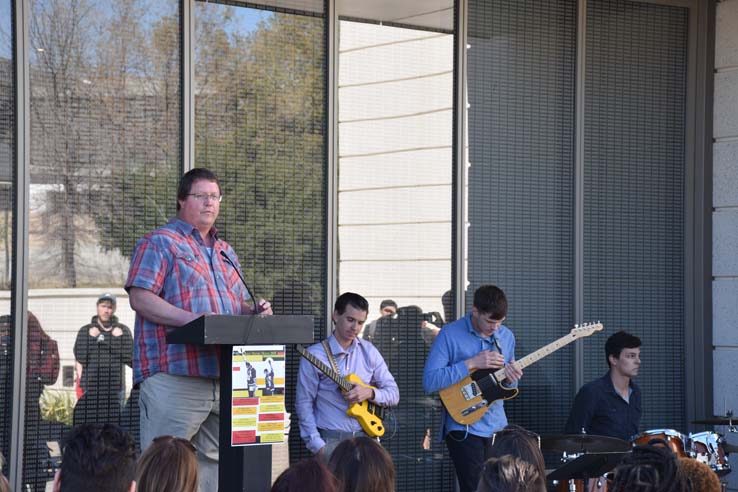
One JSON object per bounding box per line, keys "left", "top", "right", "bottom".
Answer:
{"left": 494, "top": 332, "right": 582, "bottom": 380}
{"left": 296, "top": 345, "right": 352, "bottom": 392}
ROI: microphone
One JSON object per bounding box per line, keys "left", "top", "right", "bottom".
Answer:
{"left": 220, "top": 250, "right": 262, "bottom": 313}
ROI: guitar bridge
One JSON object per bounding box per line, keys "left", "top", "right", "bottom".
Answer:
{"left": 460, "top": 381, "right": 481, "bottom": 401}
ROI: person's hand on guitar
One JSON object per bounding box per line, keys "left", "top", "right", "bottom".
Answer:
{"left": 464, "top": 349, "right": 506, "bottom": 371}
{"left": 344, "top": 384, "right": 375, "bottom": 404}
{"left": 503, "top": 360, "right": 523, "bottom": 384}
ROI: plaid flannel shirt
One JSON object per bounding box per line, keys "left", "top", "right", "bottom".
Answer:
{"left": 125, "top": 218, "right": 247, "bottom": 385}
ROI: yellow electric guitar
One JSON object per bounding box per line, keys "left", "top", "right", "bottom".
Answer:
{"left": 295, "top": 344, "right": 387, "bottom": 437}
{"left": 440, "top": 322, "right": 604, "bottom": 425}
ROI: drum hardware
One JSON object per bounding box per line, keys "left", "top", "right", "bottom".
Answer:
{"left": 688, "top": 431, "right": 731, "bottom": 476}
{"left": 547, "top": 450, "right": 628, "bottom": 492}
{"left": 541, "top": 434, "right": 631, "bottom": 454}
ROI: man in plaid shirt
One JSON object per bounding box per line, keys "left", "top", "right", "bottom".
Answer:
{"left": 125, "top": 168, "right": 272, "bottom": 492}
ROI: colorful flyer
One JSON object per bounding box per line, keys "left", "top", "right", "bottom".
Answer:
{"left": 231, "top": 344, "right": 286, "bottom": 446}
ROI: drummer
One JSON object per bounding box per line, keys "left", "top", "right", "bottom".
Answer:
{"left": 565, "top": 331, "right": 642, "bottom": 441}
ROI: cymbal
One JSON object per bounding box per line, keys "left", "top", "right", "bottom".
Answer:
{"left": 540, "top": 434, "right": 631, "bottom": 453}
{"left": 691, "top": 416, "right": 737, "bottom": 425}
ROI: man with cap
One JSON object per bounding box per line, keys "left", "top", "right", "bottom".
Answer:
{"left": 73, "top": 293, "right": 133, "bottom": 426}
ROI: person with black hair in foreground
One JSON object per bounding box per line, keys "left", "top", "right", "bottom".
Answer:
{"left": 52, "top": 423, "right": 137, "bottom": 492}
{"left": 608, "top": 445, "right": 690, "bottom": 492}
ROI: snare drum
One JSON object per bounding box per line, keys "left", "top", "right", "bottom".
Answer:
{"left": 631, "top": 429, "right": 688, "bottom": 457}
{"left": 688, "top": 431, "right": 731, "bottom": 476}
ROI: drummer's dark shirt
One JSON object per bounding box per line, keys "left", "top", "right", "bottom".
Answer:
{"left": 564, "top": 372, "right": 641, "bottom": 441}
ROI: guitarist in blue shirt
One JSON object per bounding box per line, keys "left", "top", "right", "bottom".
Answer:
{"left": 423, "top": 285, "right": 523, "bottom": 492}
{"left": 296, "top": 292, "right": 400, "bottom": 460}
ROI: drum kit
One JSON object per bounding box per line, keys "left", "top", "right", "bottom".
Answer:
{"left": 544, "top": 414, "right": 738, "bottom": 492}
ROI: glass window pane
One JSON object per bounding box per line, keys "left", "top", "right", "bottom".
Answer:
{"left": 337, "top": 19, "right": 455, "bottom": 491}
{"left": 583, "top": 0, "right": 688, "bottom": 431}
{"left": 194, "top": 0, "right": 326, "bottom": 479}
{"left": 26, "top": 0, "right": 181, "bottom": 488}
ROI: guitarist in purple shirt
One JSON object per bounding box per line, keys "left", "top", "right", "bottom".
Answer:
{"left": 423, "top": 285, "right": 523, "bottom": 492}
{"left": 296, "top": 292, "right": 400, "bottom": 460}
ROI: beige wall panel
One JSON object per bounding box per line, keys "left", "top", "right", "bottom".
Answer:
{"left": 338, "top": 185, "right": 451, "bottom": 225}
{"left": 338, "top": 147, "right": 452, "bottom": 190}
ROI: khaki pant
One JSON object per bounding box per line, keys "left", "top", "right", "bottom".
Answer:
{"left": 139, "top": 373, "right": 220, "bottom": 492}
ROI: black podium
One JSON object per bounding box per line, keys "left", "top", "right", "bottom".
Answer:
{"left": 167, "top": 314, "right": 314, "bottom": 492}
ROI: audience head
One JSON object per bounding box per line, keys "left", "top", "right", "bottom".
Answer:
{"left": 489, "top": 424, "right": 546, "bottom": 490}
{"left": 328, "top": 437, "right": 395, "bottom": 492}
{"left": 677, "top": 457, "right": 720, "bottom": 492}
{"left": 137, "top": 435, "right": 198, "bottom": 492}
{"left": 53, "top": 423, "right": 137, "bottom": 492}
{"left": 609, "top": 445, "right": 690, "bottom": 492}
{"left": 476, "top": 455, "right": 544, "bottom": 492}
{"left": 271, "top": 458, "right": 339, "bottom": 492}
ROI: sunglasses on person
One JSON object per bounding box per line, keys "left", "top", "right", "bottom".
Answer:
{"left": 152, "top": 435, "right": 197, "bottom": 453}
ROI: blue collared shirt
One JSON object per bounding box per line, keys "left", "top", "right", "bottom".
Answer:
{"left": 295, "top": 334, "right": 399, "bottom": 454}
{"left": 564, "top": 371, "right": 641, "bottom": 441}
{"left": 423, "top": 314, "right": 517, "bottom": 440}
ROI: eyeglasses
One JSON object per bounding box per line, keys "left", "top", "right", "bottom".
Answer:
{"left": 187, "top": 193, "right": 222, "bottom": 203}
{"left": 152, "top": 435, "right": 197, "bottom": 453}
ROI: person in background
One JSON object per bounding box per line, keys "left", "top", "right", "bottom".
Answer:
{"left": 362, "top": 299, "right": 397, "bottom": 343}
{"left": 73, "top": 293, "right": 132, "bottom": 425}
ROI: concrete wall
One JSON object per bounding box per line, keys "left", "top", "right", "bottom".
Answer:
{"left": 713, "top": 0, "right": 738, "bottom": 489}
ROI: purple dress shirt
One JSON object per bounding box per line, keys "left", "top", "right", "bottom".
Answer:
{"left": 296, "top": 334, "right": 399, "bottom": 454}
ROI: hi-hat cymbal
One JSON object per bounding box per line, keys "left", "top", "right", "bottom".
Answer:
{"left": 540, "top": 434, "right": 631, "bottom": 453}
{"left": 691, "top": 416, "right": 737, "bottom": 425}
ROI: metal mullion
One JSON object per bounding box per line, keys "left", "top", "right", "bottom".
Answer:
{"left": 325, "top": 0, "right": 337, "bottom": 336}
{"left": 182, "top": 0, "right": 194, "bottom": 174}
{"left": 574, "top": 0, "right": 587, "bottom": 391}
{"left": 9, "top": 0, "right": 31, "bottom": 489}
{"left": 454, "top": 0, "right": 467, "bottom": 320}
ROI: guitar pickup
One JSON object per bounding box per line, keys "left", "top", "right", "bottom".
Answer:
{"left": 460, "top": 381, "right": 481, "bottom": 401}
{"left": 461, "top": 400, "right": 488, "bottom": 416}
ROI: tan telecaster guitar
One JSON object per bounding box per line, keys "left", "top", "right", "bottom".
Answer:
{"left": 440, "top": 322, "right": 604, "bottom": 425}
{"left": 295, "top": 344, "right": 387, "bottom": 437}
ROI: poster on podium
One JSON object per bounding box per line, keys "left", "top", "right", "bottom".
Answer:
{"left": 230, "top": 344, "right": 286, "bottom": 446}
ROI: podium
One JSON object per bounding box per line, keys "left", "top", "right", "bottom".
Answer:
{"left": 167, "top": 314, "right": 314, "bottom": 492}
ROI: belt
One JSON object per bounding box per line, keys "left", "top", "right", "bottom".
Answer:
{"left": 318, "top": 428, "right": 369, "bottom": 440}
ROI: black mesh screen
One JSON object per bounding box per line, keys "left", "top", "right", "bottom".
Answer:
{"left": 582, "top": 0, "right": 688, "bottom": 432}
{"left": 467, "top": 0, "right": 577, "bottom": 436}
{"left": 193, "top": 0, "right": 327, "bottom": 468}
{"left": 0, "top": 0, "right": 14, "bottom": 477}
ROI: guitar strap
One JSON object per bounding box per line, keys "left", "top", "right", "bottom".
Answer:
{"left": 321, "top": 339, "right": 342, "bottom": 378}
